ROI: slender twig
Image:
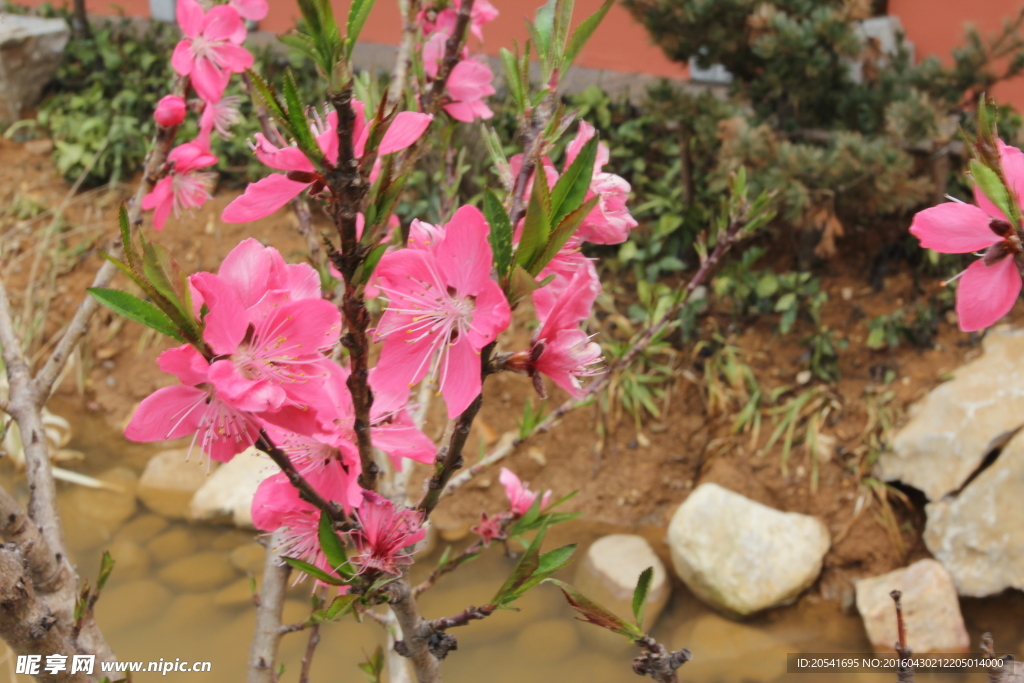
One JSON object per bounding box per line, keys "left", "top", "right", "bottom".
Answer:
{"left": 297, "top": 599, "right": 322, "bottom": 683}
{"left": 387, "top": 577, "right": 442, "bottom": 683}
{"left": 248, "top": 532, "right": 291, "bottom": 683}
{"left": 891, "top": 590, "right": 915, "bottom": 683}
{"left": 632, "top": 635, "right": 691, "bottom": 683}
{"left": 255, "top": 430, "right": 348, "bottom": 525}
{"left": 421, "top": 0, "right": 476, "bottom": 113}
{"left": 388, "top": 0, "right": 423, "bottom": 106}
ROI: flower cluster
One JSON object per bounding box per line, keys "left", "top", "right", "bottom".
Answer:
{"left": 143, "top": 0, "right": 262, "bottom": 230}
{"left": 419, "top": 0, "right": 499, "bottom": 121}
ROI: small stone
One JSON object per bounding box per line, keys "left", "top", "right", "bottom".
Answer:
{"left": 514, "top": 620, "right": 580, "bottom": 663}
{"left": 649, "top": 422, "right": 669, "bottom": 434}
{"left": 24, "top": 138, "right": 52, "bottom": 155}
{"left": 158, "top": 551, "right": 238, "bottom": 592}
{"left": 841, "top": 287, "right": 853, "bottom": 301}
{"left": 59, "top": 467, "right": 138, "bottom": 551}
{"left": 855, "top": 559, "right": 968, "bottom": 653}
{"left": 147, "top": 527, "right": 200, "bottom": 565}
{"left": 230, "top": 543, "right": 267, "bottom": 575}
{"left": 214, "top": 577, "right": 259, "bottom": 607}
{"left": 527, "top": 447, "right": 547, "bottom": 466}
{"left": 574, "top": 534, "right": 671, "bottom": 629}
{"left": 115, "top": 514, "right": 169, "bottom": 544}
{"left": 667, "top": 483, "right": 830, "bottom": 617}
{"left": 796, "top": 370, "right": 812, "bottom": 385}
{"left": 95, "top": 580, "right": 171, "bottom": 634}
{"left": 472, "top": 477, "right": 492, "bottom": 490}
{"left": 189, "top": 447, "right": 274, "bottom": 528}
{"left": 138, "top": 449, "right": 215, "bottom": 518}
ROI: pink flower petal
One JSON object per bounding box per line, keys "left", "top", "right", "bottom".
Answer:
{"left": 217, "top": 238, "right": 273, "bottom": 308}
{"left": 956, "top": 256, "right": 1022, "bottom": 332}
{"left": 379, "top": 112, "right": 433, "bottom": 155}
{"left": 190, "top": 272, "right": 249, "bottom": 354}
{"left": 434, "top": 205, "right": 492, "bottom": 295}
{"left": 231, "top": 0, "right": 268, "bottom": 21}
{"left": 157, "top": 344, "right": 210, "bottom": 386}
{"left": 909, "top": 202, "right": 1001, "bottom": 254}
{"left": 125, "top": 385, "right": 207, "bottom": 442}
{"left": 253, "top": 133, "right": 315, "bottom": 172}
{"left": 176, "top": 0, "right": 204, "bottom": 37}
{"left": 211, "top": 43, "right": 254, "bottom": 73}
{"left": 439, "top": 335, "right": 482, "bottom": 417}
{"left": 191, "top": 58, "right": 229, "bottom": 102}
{"left": 222, "top": 174, "right": 309, "bottom": 223}
{"left": 202, "top": 5, "right": 245, "bottom": 42}
{"left": 171, "top": 39, "right": 195, "bottom": 75}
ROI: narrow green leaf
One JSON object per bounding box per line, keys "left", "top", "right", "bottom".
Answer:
{"left": 87, "top": 288, "right": 184, "bottom": 342}
{"left": 358, "top": 243, "right": 388, "bottom": 285}
{"left": 971, "top": 159, "right": 1014, "bottom": 225}
{"left": 514, "top": 165, "right": 552, "bottom": 271}
{"left": 97, "top": 551, "right": 115, "bottom": 592}
{"left": 318, "top": 512, "right": 353, "bottom": 578}
{"left": 247, "top": 70, "right": 297, "bottom": 141}
{"left": 507, "top": 264, "right": 540, "bottom": 307}
{"left": 546, "top": 578, "right": 644, "bottom": 639}
{"left": 323, "top": 594, "right": 358, "bottom": 620}
{"left": 491, "top": 526, "right": 546, "bottom": 606}
{"left": 500, "top": 48, "right": 524, "bottom": 112}
{"left": 632, "top": 567, "right": 653, "bottom": 628}
{"left": 483, "top": 189, "right": 513, "bottom": 280}
{"left": 279, "top": 34, "right": 321, "bottom": 63}
{"left": 282, "top": 557, "right": 347, "bottom": 585}
{"left": 509, "top": 543, "right": 576, "bottom": 598}
{"left": 562, "top": 0, "right": 613, "bottom": 70}
{"left": 346, "top": 0, "right": 377, "bottom": 60}
{"left": 506, "top": 492, "right": 545, "bottom": 536}
{"left": 553, "top": 0, "right": 574, "bottom": 63}
{"left": 117, "top": 204, "right": 137, "bottom": 272}
{"left": 532, "top": 0, "right": 556, "bottom": 63}
{"left": 550, "top": 135, "right": 599, "bottom": 227}
{"left": 533, "top": 195, "right": 599, "bottom": 275}
{"left": 283, "top": 71, "right": 323, "bottom": 167}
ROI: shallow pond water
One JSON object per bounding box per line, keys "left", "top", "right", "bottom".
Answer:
{"left": 0, "top": 404, "right": 1020, "bottom": 683}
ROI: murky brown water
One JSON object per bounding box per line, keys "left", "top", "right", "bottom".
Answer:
{"left": 0, "top": 404, "right": 1020, "bottom": 683}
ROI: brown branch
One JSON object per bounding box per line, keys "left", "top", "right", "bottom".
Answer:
{"left": 248, "top": 532, "right": 292, "bottom": 683}
{"left": 325, "top": 85, "right": 378, "bottom": 492}
{"left": 388, "top": 0, "right": 423, "bottom": 106}
{"left": 0, "top": 544, "right": 88, "bottom": 683}
{"left": 387, "top": 578, "right": 442, "bottom": 683}
{"left": 296, "top": 618, "right": 321, "bottom": 683}
{"left": 0, "top": 484, "right": 67, "bottom": 595}
{"left": 890, "top": 590, "right": 915, "bottom": 683}
{"left": 421, "top": 0, "right": 476, "bottom": 113}
{"left": 429, "top": 604, "right": 495, "bottom": 632}
{"left": 413, "top": 538, "right": 485, "bottom": 596}
{"left": 631, "top": 635, "right": 691, "bottom": 683}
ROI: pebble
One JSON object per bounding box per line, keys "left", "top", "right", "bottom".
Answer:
{"left": 115, "top": 514, "right": 169, "bottom": 545}
{"left": 158, "top": 551, "right": 239, "bottom": 592}
{"left": 138, "top": 449, "right": 215, "bottom": 519}
{"left": 95, "top": 579, "right": 171, "bottom": 633}
{"left": 147, "top": 527, "right": 200, "bottom": 565}
{"left": 230, "top": 543, "right": 267, "bottom": 575}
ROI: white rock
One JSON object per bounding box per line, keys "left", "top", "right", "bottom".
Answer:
{"left": 574, "top": 534, "right": 670, "bottom": 629}
{"left": 0, "top": 14, "right": 69, "bottom": 122}
{"left": 855, "top": 559, "right": 968, "bottom": 653}
{"left": 189, "top": 447, "right": 276, "bottom": 528}
{"left": 667, "top": 483, "right": 830, "bottom": 617}
{"left": 138, "top": 449, "right": 214, "bottom": 518}
{"left": 881, "top": 326, "right": 1024, "bottom": 500}
{"left": 924, "top": 427, "right": 1024, "bottom": 597}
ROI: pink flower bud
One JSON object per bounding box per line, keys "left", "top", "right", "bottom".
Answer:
{"left": 154, "top": 95, "right": 187, "bottom": 127}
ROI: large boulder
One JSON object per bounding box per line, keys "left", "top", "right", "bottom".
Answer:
{"left": 189, "top": 447, "right": 276, "bottom": 528}
{"left": 854, "top": 559, "right": 968, "bottom": 653}
{"left": 574, "top": 534, "right": 670, "bottom": 629}
{"left": 880, "top": 327, "right": 1024, "bottom": 500}
{"left": 667, "top": 483, "right": 830, "bottom": 617}
{"left": 924, "top": 428, "right": 1024, "bottom": 597}
{"left": 138, "top": 448, "right": 215, "bottom": 518}
{"left": 0, "top": 15, "right": 69, "bottom": 122}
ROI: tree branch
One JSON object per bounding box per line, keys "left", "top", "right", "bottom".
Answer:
{"left": 254, "top": 430, "right": 349, "bottom": 525}
{"left": 248, "top": 533, "right": 291, "bottom": 683}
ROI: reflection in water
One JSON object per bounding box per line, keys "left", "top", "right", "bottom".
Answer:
{"left": 0, "top": 405, "right": 1019, "bottom": 683}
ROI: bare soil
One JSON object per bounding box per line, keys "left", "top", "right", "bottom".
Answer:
{"left": 2, "top": 135, "right": 1010, "bottom": 613}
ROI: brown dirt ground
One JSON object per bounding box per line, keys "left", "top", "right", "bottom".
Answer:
{"left": 2, "top": 135, "right": 1011, "bottom": 614}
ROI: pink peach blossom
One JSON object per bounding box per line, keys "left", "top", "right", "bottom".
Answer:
{"left": 531, "top": 268, "right": 603, "bottom": 397}
{"left": 154, "top": 95, "right": 186, "bottom": 127}
{"left": 564, "top": 121, "right": 637, "bottom": 245}
{"left": 171, "top": 0, "right": 253, "bottom": 103}
{"left": 499, "top": 467, "right": 552, "bottom": 517}
{"left": 420, "top": 0, "right": 498, "bottom": 41}
{"left": 444, "top": 60, "right": 495, "bottom": 122}
{"left": 909, "top": 142, "right": 1024, "bottom": 331}
{"left": 347, "top": 491, "right": 426, "bottom": 576}
{"left": 141, "top": 141, "right": 217, "bottom": 231}
{"left": 371, "top": 206, "right": 511, "bottom": 417}
{"left": 197, "top": 95, "right": 242, "bottom": 146}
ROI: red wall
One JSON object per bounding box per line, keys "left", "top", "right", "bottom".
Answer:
{"left": 889, "top": 0, "right": 1024, "bottom": 111}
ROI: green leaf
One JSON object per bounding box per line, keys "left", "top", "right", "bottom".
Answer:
{"left": 533, "top": 195, "right": 599, "bottom": 274}
{"left": 358, "top": 243, "right": 389, "bottom": 285}
{"left": 97, "top": 551, "right": 115, "bottom": 592}
{"left": 282, "top": 71, "right": 323, "bottom": 167}
{"left": 247, "top": 70, "right": 297, "bottom": 142}
{"left": 632, "top": 567, "right": 653, "bottom": 628}
{"left": 755, "top": 274, "right": 778, "bottom": 299}
{"left": 483, "top": 189, "right": 513, "bottom": 280}
{"left": 491, "top": 526, "right": 546, "bottom": 606}
{"left": 562, "top": 0, "right": 613, "bottom": 70}
{"left": 532, "top": 0, "right": 556, "bottom": 64}
{"left": 550, "top": 135, "right": 598, "bottom": 229}
{"left": 282, "top": 557, "right": 347, "bottom": 586}
{"left": 358, "top": 645, "right": 385, "bottom": 683}
{"left": 117, "top": 204, "right": 137, "bottom": 272}
{"left": 514, "top": 166, "right": 552, "bottom": 272}
{"left": 87, "top": 288, "right": 184, "bottom": 342}
{"left": 546, "top": 579, "right": 644, "bottom": 639}
{"left": 774, "top": 292, "right": 797, "bottom": 313}
{"left": 500, "top": 48, "right": 525, "bottom": 112}
{"left": 507, "top": 264, "right": 540, "bottom": 307}
{"left": 279, "top": 34, "right": 321, "bottom": 64}
{"left": 346, "top": 0, "right": 377, "bottom": 60}
{"left": 971, "top": 159, "right": 1014, "bottom": 225}
{"left": 318, "top": 512, "right": 354, "bottom": 579}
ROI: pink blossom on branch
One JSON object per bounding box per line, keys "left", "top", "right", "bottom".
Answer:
{"left": 140, "top": 141, "right": 217, "bottom": 231}
{"left": 419, "top": 0, "right": 499, "bottom": 41}
{"left": 371, "top": 205, "right": 512, "bottom": 417}
{"left": 909, "top": 141, "right": 1024, "bottom": 331}
{"left": 347, "top": 491, "right": 426, "bottom": 576}
{"left": 530, "top": 268, "right": 603, "bottom": 398}
{"left": 565, "top": 121, "right": 638, "bottom": 245}
{"left": 222, "top": 105, "right": 432, "bottom": 223}
{"left": 500, "top": 467, "right": 552, "bottom": 517}
{"left": 444, "top": 59, "right": 496, "bottom": 122}
{"left": 171, "top": 0, "right": 253, "bottom": 103}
